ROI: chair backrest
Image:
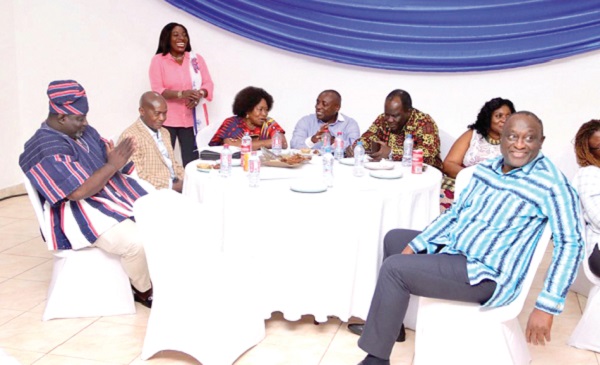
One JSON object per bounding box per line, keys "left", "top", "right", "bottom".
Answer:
{"left": 23, "top": 174, "right": 52, "bottom": 245}
{"left": 454, "top": 165, "right": 477, "bottom": 200}
{"left": 195, "top": 121, "right": 220, "bottom": 150}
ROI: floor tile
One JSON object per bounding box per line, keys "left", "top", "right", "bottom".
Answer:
{"left": 0, "top": 312, "right": 96, "bottom": 353}
{"left": 0, "top": 219, "right": 40, "bottom": 238}
{"left": 32, "top": 354, "right": 118, "bottom": 365}
{"left": 50, "top": 321, "right": 146, "bottom": 364}
{"left": 0, "top": 309, "right": 23, "bottom": 326}
{"left": 4, "top": 236, "right": 53, "bottom": 259}
{"left": 0, "top": 203, "right": 36, "bottom": 219}
{"left": 129, "top": 350, "right": 201, "bottom": 364}
{"left": 14, "top": 259, "right": 53, "bottom": 282}
{"left": 97, "top": 303, "right": 150, "bottom": 327}
{"left": 0, "top": 253, "right": 48, "bottom": 278}
{"left": 0, "top": 233, "right": 35, "bottom": 252}
{"left": 0, "top": 278, "right": 48, "bottom": 311}
{"left": 0, "top": 347, "right": 45, "bottom": 365}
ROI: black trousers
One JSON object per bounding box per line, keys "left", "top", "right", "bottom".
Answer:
{"left": 358, "top": 229, "right": 497, "bottom": 359}
{"left": 165, "top": 126, "right": 198, "bottom": 167}
{"left": 589, "top": 243, "right": 600, "bottom": 278}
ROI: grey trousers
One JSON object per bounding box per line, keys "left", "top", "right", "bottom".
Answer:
{"left": 358, "top": 229, "right": 497, "bottom": 359}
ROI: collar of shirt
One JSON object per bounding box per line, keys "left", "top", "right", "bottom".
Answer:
{"left": 161, "top": 51, "right": 189, "bottom": 65}
{"left": 317, "top": 113, "right": 346, "bottom": 126}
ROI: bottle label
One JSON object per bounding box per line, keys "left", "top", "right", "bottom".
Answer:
{"left": 412, "top": 149, "right": 423, "bottom": 174}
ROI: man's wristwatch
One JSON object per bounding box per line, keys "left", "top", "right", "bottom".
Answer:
{"left": 177, "top": 90, "right": 183, "bottom": 99}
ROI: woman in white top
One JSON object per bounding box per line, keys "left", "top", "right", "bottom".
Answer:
{"left": 573, "top": 120, "right": 600, "bottom": 278}
{"left": 440, "top": 97, "right": 515, "bottom": 212}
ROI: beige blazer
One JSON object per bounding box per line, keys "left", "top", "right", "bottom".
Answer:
{"left": 119, "top": 119, "right": 185, "bottom": 190}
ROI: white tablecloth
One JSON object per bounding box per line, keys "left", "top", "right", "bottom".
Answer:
{"left": 183, "top": 155, "right": 442, "bottom": 322}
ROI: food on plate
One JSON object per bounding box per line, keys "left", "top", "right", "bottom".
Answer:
{"left": 279, "top": 153, "right": 311, "bottom": 165}
{"left": 300, "top": 148, "right": 311, "bottom": 154}
{"left": 196, "top": 162, "right": 220, "bottom": 170}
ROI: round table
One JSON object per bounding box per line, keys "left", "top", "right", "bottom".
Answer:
{"left": 182, "top": 153, "right": 442, "bottom": 322}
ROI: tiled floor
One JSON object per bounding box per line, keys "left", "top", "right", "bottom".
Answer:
{"left": 0, "top": 194, "right": 598, "bottom": 365}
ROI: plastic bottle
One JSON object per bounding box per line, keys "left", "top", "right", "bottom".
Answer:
{"left": 401, "top": 133, "right": 413, "bottom": 167}
{"left": 248, "top": 151, "right": 260, "bottom": 187}
{"left": 241, "top": 132, "right": 252, "bottom": 171}
{"left": 322, "top": 146, "right": 334, "bottom": 187}
{"left": 353, "top": 141, "right": 366, "bottom": 177}
{"left": 219, "top": 144, "right": 232, "bottom": 177}
{"left": 333, "top": 131, "right": 344, "bottom": 160}
{"left": 321, "top": 133, "right": 331, "bottom": 154}
{"left": 272, "top": 130, "right": 283, "bottom": 156}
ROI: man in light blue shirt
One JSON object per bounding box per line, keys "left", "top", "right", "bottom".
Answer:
{"left": 355, "top": 111, "right": 584, "bottom": 365}
{"left": 290, "top": 90, "right": 360, "bottom": 151}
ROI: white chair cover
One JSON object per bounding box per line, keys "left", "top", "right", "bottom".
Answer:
{"left": 195, "top": 120, "right": 221, "bottom": 150}
{"left": 404, "top": 166, "right": 477, "bottom": 330}
{"left": 134, "top": 190, "right": 265, "bottom": 365}
{"left": 568, "top": 231, "right": 600, "bottom": 352}
{"left": 22, "top": 175, "right": 135, "bottom": 320}
{"left": 413, "top": 165, "right": 551, "bottom": 365}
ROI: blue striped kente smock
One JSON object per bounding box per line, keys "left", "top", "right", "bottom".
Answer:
{"left": 409, "top": 153, "right": 584, "bottom": 315}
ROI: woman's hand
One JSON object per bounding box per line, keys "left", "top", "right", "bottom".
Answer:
{"left": 184, "top": 89, "right": 202, "bottom": 109}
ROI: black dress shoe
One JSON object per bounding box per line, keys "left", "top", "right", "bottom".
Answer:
{"left": 348, "top": 323, "right": 405, "bottom": 342}
{"left": 132, "top": 287, "right": 153, "bottom": 308}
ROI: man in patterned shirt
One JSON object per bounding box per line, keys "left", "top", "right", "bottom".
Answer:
{"left": 354, "top": 111, "right": 584, "bottom": 365}
{"left": 345, "top": 89, "right": 442, "bottom": 170}
{"left": 19, "top": 80, "right": 153, "bottom": 308}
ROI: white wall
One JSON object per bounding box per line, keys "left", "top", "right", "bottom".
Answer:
{"left": 5, "top": 0, "right": 600, "bottom": 193}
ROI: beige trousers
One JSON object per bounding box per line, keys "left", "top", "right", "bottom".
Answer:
{"left": 93, "top": 219, "right": 151, "bottom": 292}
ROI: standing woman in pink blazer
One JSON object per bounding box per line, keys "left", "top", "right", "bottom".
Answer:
{"left": 149, "top": 22, "right": 214, "bottom": 167}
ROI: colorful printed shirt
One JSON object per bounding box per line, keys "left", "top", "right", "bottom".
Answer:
{"left": 410, "top": 153, "right": 584, "bottom": 315}
{"left": 209, "top": 116, "right": 285, "bottom": 146}
{"left": 19, "top": 123, "right": 147, "bottom": 250}
{"left": 353, "top": 108, "right": 442, "bottom": 170}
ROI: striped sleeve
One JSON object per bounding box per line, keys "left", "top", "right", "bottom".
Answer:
{"left": 26, "top": 154, "right": 93, "bottom": 206}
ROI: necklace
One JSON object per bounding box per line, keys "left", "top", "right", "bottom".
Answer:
{"left": 486, "top": 135, "right": 501, "bottom": 145}
{"left": 171, "top": 53, "right": 184, "bottom": 62}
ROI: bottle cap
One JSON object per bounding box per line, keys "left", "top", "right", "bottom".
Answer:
{"left": 223, "top": 144, "right": 229, "bottom": 148}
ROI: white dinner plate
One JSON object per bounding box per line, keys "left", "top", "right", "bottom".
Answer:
{"left": 339, "top": 157, "right": 355, "bottom": 166}
{"left": 369, "top": 170, "right": 403, "bottom": 179}
{"left": 290, "top": 180, "right": 328, "bottom": 193}
{"left": 365, "top": 161, "right": 395, "bottom": 170}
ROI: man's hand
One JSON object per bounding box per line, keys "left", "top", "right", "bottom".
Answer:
{"left": 106, "top": 137, "right": 135, "bottom": 171}
{"left": 369, "top": 141, "right": 391, "bottom": 161}
{"left": 311, "top": 124, "right": 330, "bottom": 144}
{"left": 526, "top": 308, "right": 553, "bottom": 345}
{"left": 401, "top": 245, "right": 415, "bottom": 255}
{"left": 172, "top": 178, "right": 183, "bottom": 193}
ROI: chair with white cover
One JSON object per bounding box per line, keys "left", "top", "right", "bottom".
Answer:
{"left": 413, "top": 165, "right": 552, "bottom": 365}
{"left": 23, "top": 175, "right": 135, "bottom": 320}
{"left": 195, "top": 120, "right": 221, "bottom": 150}
{"left": 134, "top": 189, "right": 265, "bottom": 365}
{"left": 403, "top": 166, "right": 477, "bottom": 331}
{"left": 568, "top": 235, "right": 600, "bottom": 352}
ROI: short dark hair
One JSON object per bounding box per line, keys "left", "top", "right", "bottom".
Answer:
{"left": 575, "top": 119, "right": 600, "bottom": 167}
{"left": 232, "top": 87, "right": 274, "bottom": 117}
{"left": 468, "top": 97, "right": 516, "bottom": 138}
{"left": 320, "top": 89, "right": 341, "bottom": 105}
{"left": 385, "top": 89, "right": 412, "bottom": 111}
{"left": 156, "top": 22, "right": 192, "bottom": 55}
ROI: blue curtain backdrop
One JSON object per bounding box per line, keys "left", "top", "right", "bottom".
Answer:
{"left": 165, "top": 0, "right": 600, "bottom": 72}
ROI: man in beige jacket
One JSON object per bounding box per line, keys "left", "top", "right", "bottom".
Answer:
{"left": 119, "top": 92, "right": 185, "bottom": 192}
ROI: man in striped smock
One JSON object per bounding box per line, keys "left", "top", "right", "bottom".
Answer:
{"left": 19, "top": 80, "right": 153, "bottom": 308}
{"left": 355, "top": 111, "right": 584, "bottom": 365}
